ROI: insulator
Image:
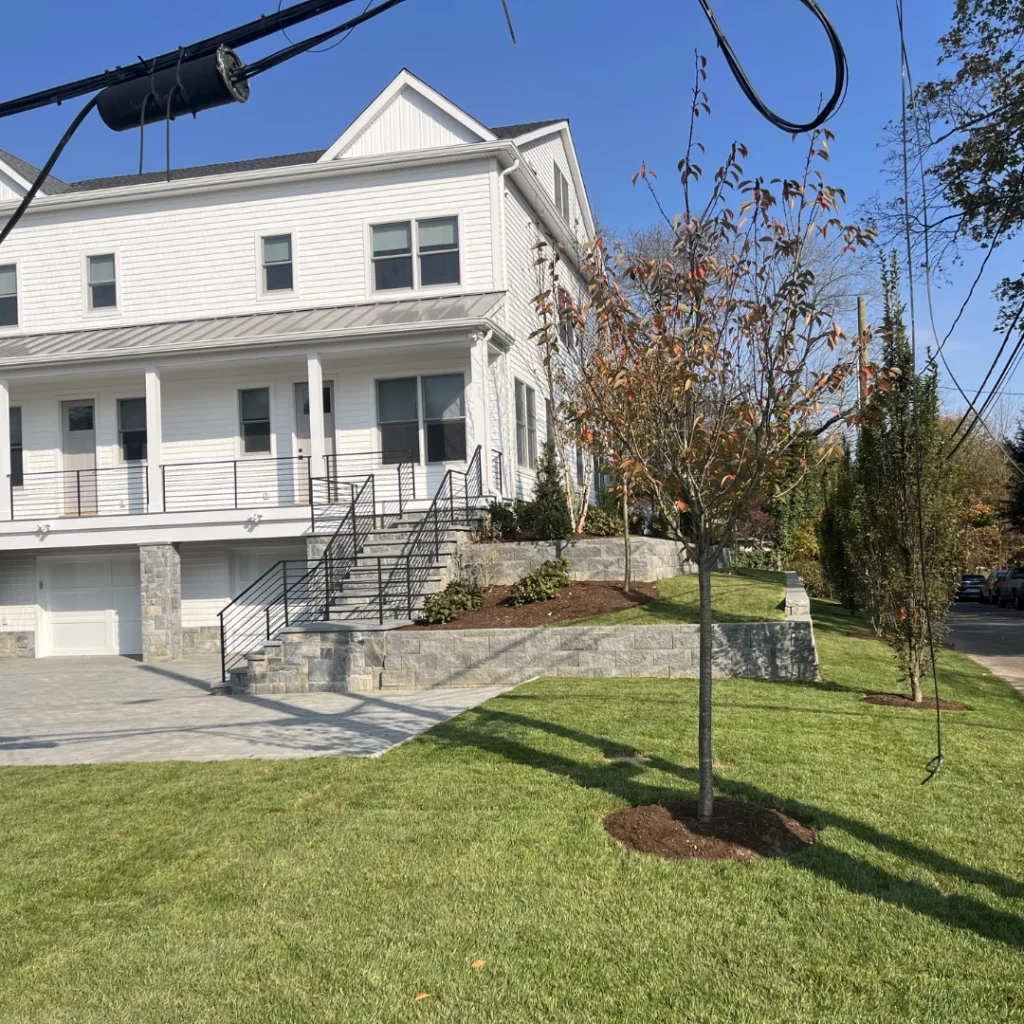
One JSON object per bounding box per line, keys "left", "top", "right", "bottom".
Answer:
{"left": 96, "top": 46, "right": 249, "bottom": 133}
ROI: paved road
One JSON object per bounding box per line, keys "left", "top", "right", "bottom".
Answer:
{"left": 0, "top": 656, "right": 511, "bottom": 767}
{"left": 948, "top": 602, "right": 1024, "bottom": 696}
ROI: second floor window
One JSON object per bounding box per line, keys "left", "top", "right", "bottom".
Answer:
{"left": 88, "top": 254, "right": 117, "bottom": 310}
{"left": 554, "top": 165, "right": 571, "bottom": 222}
{"left": 0, "top": 265, "right": 17, "bottom": 327}
{"left": 372, "top": 217, "right": 460, "bottom": 292}
{"left": 239, "top": 388, "right": 271, "bottom": 454}
{"left": 515, "top": 380, "right": 537, "bottom": 469}
{"left": 262, "top": 235, "right": 293, "bottom": 292}
{"left": 377, "top": 377, "right": 420, "bottom": 465}
{"left": 10, "top": 407, "right": 22, "bottom": 487}
{"left": 118, "top": 398, "right": 147, "bottom": 462}
{"left": 422, "top": 374, "right": 466, "bottom": 463}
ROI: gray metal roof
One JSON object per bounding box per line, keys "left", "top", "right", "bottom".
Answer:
{"left": 0, "top": 147, "right": 72, "bottom": 195}
{"left": 0, "top": 292, "right": 505, "bottom": 369}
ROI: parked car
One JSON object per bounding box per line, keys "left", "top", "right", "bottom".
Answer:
{"left": 981, "top": 569, "right": 1007, "bottom": 604}
{"left": 957, "top": 574, "right": 986, "bottom": 601}
{"left": 994, "top": 566, "right": 1024, "bottom": 608}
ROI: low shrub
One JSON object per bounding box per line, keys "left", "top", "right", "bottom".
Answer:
{"left": 737, "top": 548, "right": 779, "bottom": 571}
{"left": 583, "top": 505, "right": 622, "bottom": 537}
{"left": 509, "top": 558, "right": 572, "bottom": 606}
{"left": 486, "top": 500, "right": 523, "bottom": 540}
{"left": 419, "top": 581, "right": 485, "bottom": 624}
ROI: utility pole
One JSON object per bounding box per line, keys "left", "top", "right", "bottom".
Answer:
{"left": 857, "top": 295, "right": 869, "bottom": 418}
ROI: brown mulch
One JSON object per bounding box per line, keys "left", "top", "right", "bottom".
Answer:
{"left": 403, "top": 580, "right": 657, "bottom": 630}
{"left": 604, "top": 800, "right": 815, "bottom": 863}
{"left": 861, "top": 693, "right": 969, "bottom": 711}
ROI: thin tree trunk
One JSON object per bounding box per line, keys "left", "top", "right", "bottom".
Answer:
{"left": 623, "top": 483, "right": 632, "bottom": 593}
{"left": 697, "top": 552, "right": 714, "bottom": 822}
{"left": 910, "top": 664, "right": 924, "bottom": 703}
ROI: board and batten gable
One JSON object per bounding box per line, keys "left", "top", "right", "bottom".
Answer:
{"left": 0, "top": 160, "right": 496, "bottom": 335}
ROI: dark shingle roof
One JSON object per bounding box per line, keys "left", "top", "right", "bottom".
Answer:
{"left": 0, "top": 147, "right": 72, "bottom": 195}
{"left": 69, "top": 150, "right": 326, "bottom": 193}
{"left": 490, "top": 120, "right": 564, "bottom": 140}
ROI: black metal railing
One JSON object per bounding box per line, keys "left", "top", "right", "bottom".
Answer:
{"left": 491, "top": 449, "right": 504, "bottom": 498}
{"left": 311, "top": 451, "right": 415, "bottom": 533}
{"left": 217, "top": 447, "right": 485, "bottom": 682}
{"left": 162, "top": 456, "right": 311, "bottom": 513}
{"left": 11, "top": 465, "right": 149, "bottom": 520}
{"left": 218, "top": 475, "right": 377, "bottom": 681}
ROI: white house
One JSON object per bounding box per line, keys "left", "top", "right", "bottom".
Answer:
{"left": 0, "top": 68, "right": 594, "bottom": 664}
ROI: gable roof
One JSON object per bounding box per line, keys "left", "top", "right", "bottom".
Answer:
{"left": 490, "top": 120, "right": 564, "bottom": 140}
{"left": 0, "top": 147, "right": 71, "bottom": 196}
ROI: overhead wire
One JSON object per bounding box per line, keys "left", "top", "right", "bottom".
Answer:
{"left": 275, "top": 0, "right": 377, "bottom": 54}
{"left": 695, "top": 0, "right": 848, "bottom": 133}
{"left": 895, "top": 0, "right": 944, "bottom": 784}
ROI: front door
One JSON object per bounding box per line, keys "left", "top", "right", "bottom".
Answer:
{"left": 61, "top": 399, "right": 97, "bottom": 516}
{"left": 294, "top": 382, "right": 336, "bottom": 502}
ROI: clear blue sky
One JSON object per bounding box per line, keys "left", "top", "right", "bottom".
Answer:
{"left": 1, "top": 0, "right": 1017, "bottom": 419}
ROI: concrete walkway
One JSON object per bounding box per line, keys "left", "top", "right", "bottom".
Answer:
{"left": 948, "top": 603, "right": 1024, "bottom": 698}
{"left": 0, "top": 656, "right": 511, "bottom": 767}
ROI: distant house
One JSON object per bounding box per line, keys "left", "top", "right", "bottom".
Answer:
{"left": 0, "top": 68, "right": 594, "bottom": 662}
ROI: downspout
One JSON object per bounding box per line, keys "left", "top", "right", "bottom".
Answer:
{"left": 497, "top": 158, "right": 520, "bottom": 325}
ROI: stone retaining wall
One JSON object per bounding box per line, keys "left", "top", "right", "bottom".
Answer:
{"left": 182, "top": 626, "right": 221, "bottom": 656}
{"left": 459, "top": 536, "right": 702, "bottom": 586}
{"left": 238, "top": 574, "right": 818, "bottom": 694}
{"left": 0, "top": 631, "right": 35, "bottom": 659}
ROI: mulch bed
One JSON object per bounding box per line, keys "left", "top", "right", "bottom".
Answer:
{"left": 403, "top": 580, "right": 657, "bottom": 630}
{"left": 604, "top": 799, "right": 815, "bottom": 863}
{"left": 861, "top": 693, "right": 969, "bottom": 711}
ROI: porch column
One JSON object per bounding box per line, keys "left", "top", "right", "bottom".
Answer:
{"left": 469, "top": 332, "right": 492, "bottom": 492}
{"left": 306, "top": 352, "right": 325, "bottom": 477}
{"left": 0, "top": 378, "right": 11, "bottom": 521}
{"left": 145, "top": 367, "right": 164, "bottom": 513}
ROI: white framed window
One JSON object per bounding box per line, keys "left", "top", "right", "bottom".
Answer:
{"left": 422, "top": 373, "right": 466, "bottom": 463}
{"left": 262, "top": 234, "right": 293, "bottom": 292}
{"left": 515, "top": 379, "right": 537, "bottom": 469}
{"left": 87, "top": 254, "right": 117, "bottom": 310}
{"left": 239, "top": 387, "right": 272, "bottom": 455}
{"left": 0, "top": 264, "right": 18, "bottom": 327}
{"left": 9, "top": 406, "right": 22, "bottom": 487}
{"left": 557, "top": 287, "right": 576, "bottom": 349}
{"left": 118, "top": 398, "right": 147, "bottom": 462}
{"left": 371, "top": 217, "right": 461, "bottom": 292}
{"left": 554, "top": 165, "right": 571, "bottom": 222}
{"left": 376, "top": 378, "right": 420, "bottom": 464}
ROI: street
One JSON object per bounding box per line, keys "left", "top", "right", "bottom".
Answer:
{"left": 948, "top": 602, "right": 1024, "bottom": 697}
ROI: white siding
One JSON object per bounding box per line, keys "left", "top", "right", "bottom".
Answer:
{"left": 0, "top": 165, "right": 26, "bottom": 203}
{"left": 0, "top": 553, "right": 36, "bottom": 631}
{"left": 336, "top": 88, "right": 483, "bottom": 159}
{"left": 0, "top": 161, "right": 495, "bottom": 334}
{"left": 519, "top": 133, "right": 585, "bottom": 247}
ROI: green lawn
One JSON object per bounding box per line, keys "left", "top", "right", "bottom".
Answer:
{"left": 561, "top": 567, "right": 787, "bottom": 626}
{"left": 1, "top": 594, "right": 1023, "bottom": 1022}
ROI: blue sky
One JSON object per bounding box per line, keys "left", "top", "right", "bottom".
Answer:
{"left": 1, "top": 0, "right": 1018, "bottom": 418}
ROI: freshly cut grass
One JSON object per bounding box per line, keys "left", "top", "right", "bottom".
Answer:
{"left": 560, "top": 567, "right": 787, "bottom": 626}
{"left": 0, "top": 592, "right": 1022, "bottom": 1022}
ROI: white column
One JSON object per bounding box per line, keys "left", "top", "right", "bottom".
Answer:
{"left": 469, "top": 333, "right": 492, "bottom": 493}
{"left": 306, "top": 352, "right": 325, "bottom": 476}
{"left": 145, "top": 367, "right": 164, "bottom": 513}
{"left": 0, "top": 378, "right": 11, "bottom": 521}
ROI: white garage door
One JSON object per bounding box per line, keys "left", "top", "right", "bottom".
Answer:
{"left": 41, "top": 553, "right": 143, "bottom": 658}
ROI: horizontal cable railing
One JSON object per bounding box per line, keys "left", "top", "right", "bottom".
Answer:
{"left": 162, "top": 456, "right": 311, "bottom": 513}
{"left": 11, "top": 464, "right": 148, "bottom": 520}
{"left": 312, "top": 451, "right": 415, "bottom": 532}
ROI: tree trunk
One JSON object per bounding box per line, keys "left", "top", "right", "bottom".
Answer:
{"left": 910, "top": 664, "right": 924, "bottom": 704}
{"left": 623, "top": 483, "right": 632, "bottom": 593}
{"left": 697, "top": 553, "right": 714, "bottom": 822}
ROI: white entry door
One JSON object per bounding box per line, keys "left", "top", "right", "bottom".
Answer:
{"left": 40, "top": 553, "right": 143, "bottom": 657}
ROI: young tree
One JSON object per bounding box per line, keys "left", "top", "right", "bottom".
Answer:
{"left": 818, "top": 447, "right": 863, "bottom": 614}
{"left": 848, "top": 254, "right": 970, "bottom": 701}
{"left": 555, "top": 61, "right": 874, "bottom": 822}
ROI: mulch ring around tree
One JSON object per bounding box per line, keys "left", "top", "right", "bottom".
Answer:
{"left": 402, "top": 580, "right": 657, "bottom": 630}
{"left": 861, "top": 693, "right": 969, "bottom": 711}
{"left": 604, "top": 799, "right": 815, "bottom": 863}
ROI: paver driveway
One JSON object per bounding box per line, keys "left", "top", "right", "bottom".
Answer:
{"left": 0, "top": 656, "right": 511, "bottom": 766}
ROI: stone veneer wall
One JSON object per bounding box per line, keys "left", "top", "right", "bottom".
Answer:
{"left": 237, "top": 574, "right": 817, "bottom": 694}
{"left": 0, "top": 631, "right": 35, "bottom": 659}
{"left": 139, "top": 544, "right": 183, "bottom": 663}
{"left": 182, "top": 626, "right": 221, "bottom": 656}
{"left": 459, "top": 537, "right": 706, "bottom": 586}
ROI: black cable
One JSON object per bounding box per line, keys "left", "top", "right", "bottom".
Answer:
{"left": 242, "top": 0, "right": 409, "bottom": 80}
{"left": 695, "top": 0, "right": 848, "bottom": 133}
{"left": 0, "top": 95, "right": 99, "bottom": 251}
{"left": 895, "top": 0, "right": 943, "bottom": 784}
{"left": 0, "top": 0, "right": 367, "bottom": 120}
{"left": 276, "top": 0, "right": 374, "bottom": 53}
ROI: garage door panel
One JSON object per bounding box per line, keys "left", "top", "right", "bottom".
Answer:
{"left": 42, "top": 554, "right": 142, "bottom": 658}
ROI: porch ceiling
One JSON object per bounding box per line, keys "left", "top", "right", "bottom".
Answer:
{"left": 0, "top": 292, "right": 507, "bottom": 370}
